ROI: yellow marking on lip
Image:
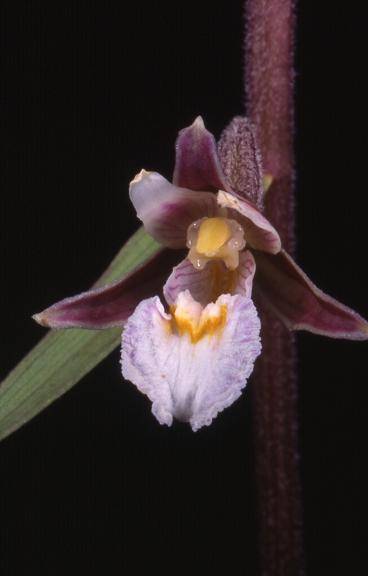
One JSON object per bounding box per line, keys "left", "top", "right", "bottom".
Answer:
{"left": 170, "top": 304, "right": 228, "bottom": 344}
{"left": 196, "top": 218, "right": 231, "bottom": 256}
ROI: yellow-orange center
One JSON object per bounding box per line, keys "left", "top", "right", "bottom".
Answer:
{"left": 170, "top": 304, "right": 227, "bottom": 344}
{"left": 196, "top": 217, "right": 231, "bottom": 256}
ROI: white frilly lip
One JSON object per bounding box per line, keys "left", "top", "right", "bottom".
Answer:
{"left": 121, "top": 290, "right": 261, "bottom": 431}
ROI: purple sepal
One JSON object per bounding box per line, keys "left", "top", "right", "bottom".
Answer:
{"left": 254, "top": 250, "right": 368, "bottom": 340}
{"left": 173, "top": 116, "right": 229, "bottom": 192}
{"left": 33, "top": 249, "right": 182, "bottom": 329}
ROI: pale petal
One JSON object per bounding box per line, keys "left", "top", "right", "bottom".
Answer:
{"left": 129, "top": 170, "right": 219, "bottom": 248}
{"left": 163, "top": 250, "right": 256, "bottom": 307}
{"left": 254, "top": 249, "right": 368, "bottom": 340}
{"left": 121, "top": 291, "right": 262, "bottom": 431}
{"left": 33, "top": 248, "right": 180, "bottom": 329}
{"left": 217, "top": 190, "right": 281, "bottom": 254}
{"left": 173, "top": 116, "right": 229, "bottom": 191}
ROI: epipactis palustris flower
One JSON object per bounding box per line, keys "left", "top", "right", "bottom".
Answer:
{"left": 33, "top": 117, "right": 368, "bottom": 431}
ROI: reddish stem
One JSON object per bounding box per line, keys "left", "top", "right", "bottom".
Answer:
{"left": 245, "top": 1, "right": 304, "bottom": 574}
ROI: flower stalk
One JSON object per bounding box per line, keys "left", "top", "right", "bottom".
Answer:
{"left": 244, "top": 1, "right": 304, "bottom": 574}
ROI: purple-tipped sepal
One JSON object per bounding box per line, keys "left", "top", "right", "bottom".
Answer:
{"left": 255, "top": 250, "right": 368, "bottom": 340}
{"left": 173, "top": 116, "right": 230, "bottom": 191}
{"left": 33, "top": 249, "right": 181, "bottom": 329}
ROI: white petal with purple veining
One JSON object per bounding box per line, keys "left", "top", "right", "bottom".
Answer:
{"left": 236, "top": 250, "right": 257, "bottom": 298}
{"left": 163, "top": 257, "right": 219, "bottom": 307}
{"left": 163, "top": 250, "right": 257, "bottom": 307}
{"left": 121, "top": 291, "right": 261, "bottom": 431}
{"left": 129, "top": 170, "right": 219, "bottom": 248}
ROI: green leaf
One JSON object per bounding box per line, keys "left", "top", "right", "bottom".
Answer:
{"left": 0, "top": 227, "right": 160, "bottom": 442}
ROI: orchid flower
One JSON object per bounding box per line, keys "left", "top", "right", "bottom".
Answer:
{"left": 33, "top": 116, "right": 368, "bottom": 431}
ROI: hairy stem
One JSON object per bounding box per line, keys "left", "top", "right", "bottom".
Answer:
{"left": 245, "top": 1, "right": 304, "bottom": 574}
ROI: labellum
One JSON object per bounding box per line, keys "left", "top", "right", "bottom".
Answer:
{"left": 32, "top": 116, "right": 368, "bottom": 435}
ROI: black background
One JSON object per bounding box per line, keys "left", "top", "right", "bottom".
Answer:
{"left": 0, "top": 2, "right": 365, "bottom": 574}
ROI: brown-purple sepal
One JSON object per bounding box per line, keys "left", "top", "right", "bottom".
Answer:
{"left": 254, "top": 250, "right": 368, "bottom": 340}
{"left": 173, "top": 116, "right": 229, "bottom": 192}
{"left": 218, "top": 116, "right": 264, "bottom": 210}
{"left": 33, "top": 249, "right": 182, "bottom": 329}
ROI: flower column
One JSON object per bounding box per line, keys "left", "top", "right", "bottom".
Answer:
{"left": 245, "top": 1, "right": 304, "bottom": 575}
